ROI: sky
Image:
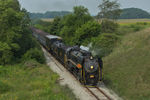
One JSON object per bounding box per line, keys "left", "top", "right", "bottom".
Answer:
{"left": 18, "top": 0, "right": 150, "bottom": 15}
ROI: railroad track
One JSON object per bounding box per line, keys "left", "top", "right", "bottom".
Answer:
{"left": 42, "top": 47, "right": 112, "bottom": 100}
{"left": 85, "top": 87, "right": 112, "bottom": 100}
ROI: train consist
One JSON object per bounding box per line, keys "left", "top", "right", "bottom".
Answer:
{"left": 31, "top": 27, "right": 103, "bottom": 86}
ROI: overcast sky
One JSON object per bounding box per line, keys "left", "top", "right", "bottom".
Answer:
{"left": 18, "top": 0, "right": 150, "bottom": 15}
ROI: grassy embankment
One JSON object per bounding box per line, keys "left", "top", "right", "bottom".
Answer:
{"left": 103, "top": 27, "right": 150, "bottom": 100}
{"left": 0, "top": 60, "right": 77, "bottom": 100}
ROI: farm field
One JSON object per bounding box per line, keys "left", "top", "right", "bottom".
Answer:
{"left": 41, "top": 18, "right": 54, "bottom": 22}
{"left": 117, "top": 18, "right": 150, "bottom": 25}
{"left": 41, "top": 18, "right": 150, "bottom": 25}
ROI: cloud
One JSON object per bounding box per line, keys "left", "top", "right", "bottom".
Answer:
{"left": 18, "top": 0, "right": 150, "bottom": 15}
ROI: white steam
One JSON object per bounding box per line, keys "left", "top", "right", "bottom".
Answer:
{"left": 80, "top": 43, "right": 102, "bottom": 57}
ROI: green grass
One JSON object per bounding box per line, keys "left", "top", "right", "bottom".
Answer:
{"left": 0, "top": 60, "right": 77, "bottom": 100}
{"left": 103, "top": 28, "right": 150, "bottom": 100}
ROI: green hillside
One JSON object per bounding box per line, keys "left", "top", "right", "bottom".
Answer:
{"left": 103, "top": 28, "right": 150, "bottom": 100}
{"left": 120, "top": 8, "right": 150, "bottom": 19}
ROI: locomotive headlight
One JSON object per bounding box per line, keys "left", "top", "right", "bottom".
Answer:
{"left": 91, "top": 66, "right": 94, "bottom": 69}
{"left": 90, "top": 75, "right": 94, "bottom": 78}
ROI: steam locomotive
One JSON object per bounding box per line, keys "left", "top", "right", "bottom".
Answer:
{"left": 31, "top": 27, "right": 103, "bottom": 86}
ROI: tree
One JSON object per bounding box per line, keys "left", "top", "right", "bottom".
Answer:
{"left": 74, "top": 21, "right": 101, "bottom": 45}
{"left": 97, "top": 0, "right": 121, "bottom": 20}
{"left": 59, "top": 6, "right": 93, "bottom": 45}
{"left": 0, "top": 0, "right": 45, "bottom": 64}
{"left": 101, "top": 19, "right": 118, "bottom": 33}
{"left": 73, "top": 6, "right": 89, "bottom": 17}
{"left": 50, "top": 17, "right": 62, "bottom": 35}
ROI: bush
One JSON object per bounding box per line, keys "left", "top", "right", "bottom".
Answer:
{"left": 101, "top": 20, "right": 119, "bottom": 33}
{"left": 90, "top": 33, "right": 119, "bottom": 57}
{"left": 129, "top": 24, "right": 145, "bottom": 32}
{"left": 22, "top": 48, "right": 45, "bottom": 64}
{"left": 0, "top": 42, "right": 13, "bottom": 65}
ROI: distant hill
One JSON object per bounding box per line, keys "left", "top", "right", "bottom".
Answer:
{"left": 119, "top": 8, "right": 150, "bottom": 19}
{"left": 29, "top": 8, "right": 150, "bottom": 19}
{"left": 29, "top": 11, "right": 71, "bottom": 19}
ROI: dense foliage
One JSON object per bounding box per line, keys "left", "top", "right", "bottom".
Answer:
{"left": 29, "top": 11, "right": 71, "bottom": 19}
{"left": 0, "top": 0, "right": 45, "bottom": 65}
{"left": 60, "top": 6, "right": 94, "bottom": 45}
{"left": 101, "top": 20, "right": 118, "bottom": 33}
{"left": 91, "top": 33, "right": 118, "bottom": 57}
{"left": 119, "top": 8, "right": 150, "bottom": 19}
{"left": 22, "top": 48, "right": 45, "bottom": 64}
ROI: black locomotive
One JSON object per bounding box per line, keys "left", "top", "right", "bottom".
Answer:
{"left": 31, "top": 27, "right": 103, "bottom": 86}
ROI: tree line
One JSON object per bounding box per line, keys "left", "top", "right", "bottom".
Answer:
{"left": 29, "top": 11, "right": 71, "bottom": 19}
{"left": 29, "top": 9, "right": 150, "bottom": 19}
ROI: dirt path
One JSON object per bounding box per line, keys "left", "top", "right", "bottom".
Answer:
{"left": 42, "top": 47, "right": 122, "bottom": 100}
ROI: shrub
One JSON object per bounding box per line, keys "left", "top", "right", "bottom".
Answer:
{"left": 129, "top": 24, "right": 145, "bottom": 32}
{"left": 0, "top": 42, "right": 13, "bottom": 65}
{"left": 22, "top": 48, "right": 45, "bottom": 64}
{"left": 90, "top": 33, "right": 119, "bottom": 57}
{"left": 101, "top": 19, "right": 119, "bottom": 33}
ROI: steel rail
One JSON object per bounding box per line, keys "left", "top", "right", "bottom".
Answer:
{"left": 43, "top": 46, "right": 112, "bottom": 100}
{"left": 85, "top": 87, "right": 101, "bottom": 100}
{"left": 96, "top": 87, "right": 112, "bottom": 100}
